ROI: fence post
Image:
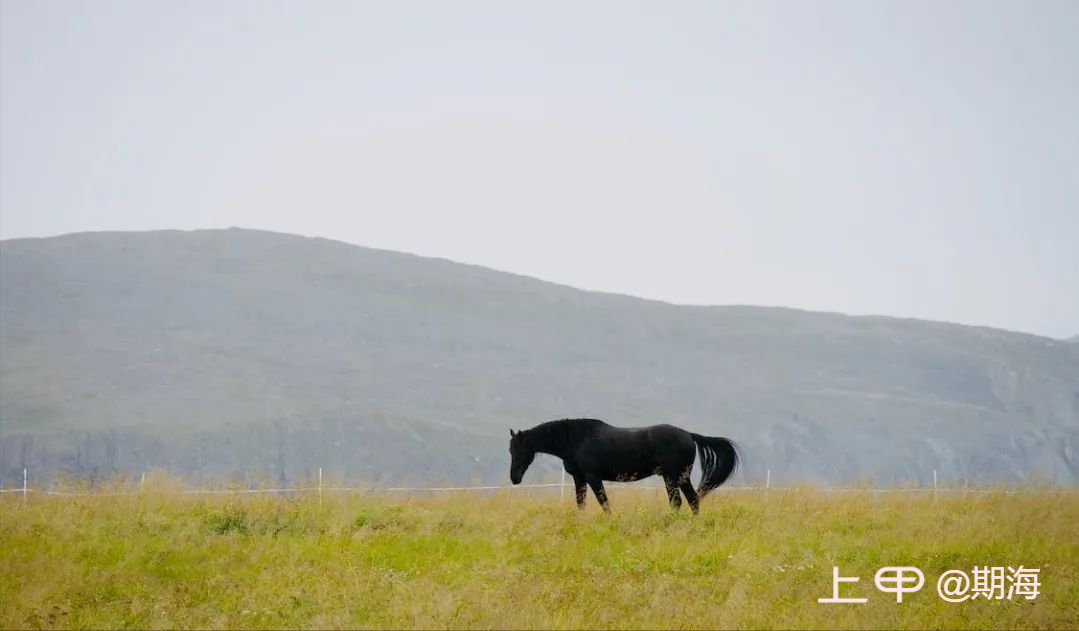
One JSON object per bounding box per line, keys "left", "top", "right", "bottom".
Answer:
{"left": 560, "top": 468, "right": 566, "bottom": 501}
{"left": 141, "top": 472, "right": 146, "bottom": 490}
{"left": 23, "top": 468, "right": 27, "bottom": 502}
{"left": 766, "top": 469, "right": 771, "bottom": 490}
{"left": 933, "top": 469, "right": 938, "bottom": 500}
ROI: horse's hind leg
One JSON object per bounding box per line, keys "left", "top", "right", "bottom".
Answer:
{"left": 678, "top": 480, "right": 700, "bottom": 515}
{"left": 663, "top": 476, "right": 682, "bottom": 511}
{"left": 586, "top": 476, "right": 611, "bottom": 513}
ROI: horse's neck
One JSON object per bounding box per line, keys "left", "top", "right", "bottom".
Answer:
{"left": 528, "top": 422, "right": 576, "bottom": 459}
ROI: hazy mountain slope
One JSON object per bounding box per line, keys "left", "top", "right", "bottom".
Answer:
{"left": 1, "top": 228, "right": 1077, "bottom": 487}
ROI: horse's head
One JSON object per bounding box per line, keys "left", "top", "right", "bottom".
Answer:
{"left": 508, "top": 429, "right": 535, "bottom": 485}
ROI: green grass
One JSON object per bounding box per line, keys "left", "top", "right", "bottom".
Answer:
{"left": 2, "top": 478, "right": 1077, "bottom": 630}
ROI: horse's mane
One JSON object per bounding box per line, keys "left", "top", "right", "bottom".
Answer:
{"left": 524, "top": 418, "right": 606, "bottom": 451}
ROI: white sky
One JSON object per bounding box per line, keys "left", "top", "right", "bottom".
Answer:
{"left": 1, "top": 1, "right": 1077, "bottom": 338}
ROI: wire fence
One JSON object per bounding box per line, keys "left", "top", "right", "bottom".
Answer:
{"left": 1, "top": 467, "right": 1073, "bottom": 499}
{"left": 2, "top": 486, "right": 1072, "bottom": 499}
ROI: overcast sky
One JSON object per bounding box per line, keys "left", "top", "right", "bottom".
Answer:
{"left": 1, "top": 1, "right": 1076, "bottom": 338}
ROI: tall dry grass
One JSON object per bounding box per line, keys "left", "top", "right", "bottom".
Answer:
{"left": 1, "top": 476, "right": 1077, "bottom": 630}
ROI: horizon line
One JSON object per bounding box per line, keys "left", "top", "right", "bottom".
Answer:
{"left": 2, "top": 225, "right": 1074, "bottom": 343}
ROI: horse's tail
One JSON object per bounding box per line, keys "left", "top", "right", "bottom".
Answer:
{"left": 689, "top": 433, "right": 740, "bottom": 500}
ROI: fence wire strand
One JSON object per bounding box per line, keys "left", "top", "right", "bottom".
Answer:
{"left": 1, "top": 484, "right": 1072, "bottom": 497}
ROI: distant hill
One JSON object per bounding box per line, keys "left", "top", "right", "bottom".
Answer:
{"left": 1, "top": 229, "right": 1077, "bottom": 487}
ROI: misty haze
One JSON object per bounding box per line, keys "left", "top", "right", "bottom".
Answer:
{"left": 1, "top": 228, "right": 1076, "bottom": 488}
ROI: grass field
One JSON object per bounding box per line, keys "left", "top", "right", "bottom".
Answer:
{"left": 1, "top": 477, "right": 1077, "bottom": 630}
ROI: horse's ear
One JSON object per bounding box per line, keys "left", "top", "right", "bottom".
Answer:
{"left": 510, "top": 429, "right": 517, "bottom": 438}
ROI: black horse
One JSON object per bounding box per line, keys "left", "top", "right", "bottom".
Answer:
{"left": 509, "top": 418, "right": 739, "bottom": 514}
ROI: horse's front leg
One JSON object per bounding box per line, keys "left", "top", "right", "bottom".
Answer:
{"left": 573, "top": 475, "right": 587, "bottom": 511}
{"left": 586, "top": 476, "right": 611, "bottom": 513}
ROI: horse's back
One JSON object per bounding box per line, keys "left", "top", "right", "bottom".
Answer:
{"left": 581, "top": 421, "right": 696, "bottom": 480}
{"left": 646, "top": 423, "right": 694, "bottom": 441}
{"left": 646, "top": 424, "right": 696, "bottom": 456}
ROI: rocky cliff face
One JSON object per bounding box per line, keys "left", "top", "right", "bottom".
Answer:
{"left": 2, "top": 229, "right": 1077, "bottom": 487}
